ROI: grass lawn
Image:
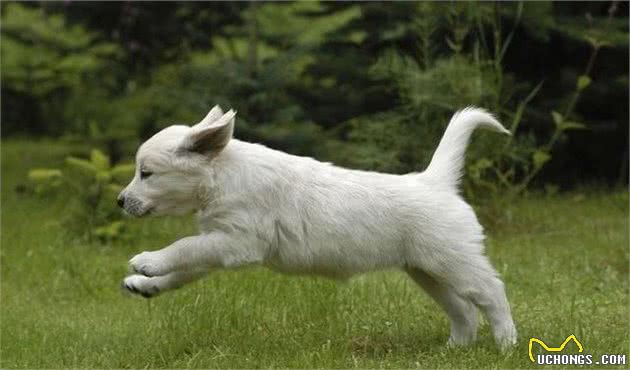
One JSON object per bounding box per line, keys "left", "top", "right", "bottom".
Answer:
{"left": 1, "top": 139, "right": 628, "bottom": 369}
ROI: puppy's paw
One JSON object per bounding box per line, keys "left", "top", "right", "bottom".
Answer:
{"left": 123, "top": 274, "right": 160, "bottom": 298}
{"left": 496, "top": 325, "right": 518, "bottom": 353}
{"left": 129, "top": 251, "right": 169, "bottom": 277}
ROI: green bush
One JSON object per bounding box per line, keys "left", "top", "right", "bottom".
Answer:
{"left": 28, "top": 149, "right": 134, "bottom": 241}
{"left": 334, "top": 2, "right": 610, "bottom": 200}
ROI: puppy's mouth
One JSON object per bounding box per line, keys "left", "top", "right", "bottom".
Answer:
{"left": 137, "top": 207, "right": 154, "bottom": 217}
{"left": 129, "top": 206, "right": 154, "bottom": 217}
{"left": 122, "top": 199, "right": 154, "bottom": 218}
{"left": 123, "top": 208, "right": 153, "bottom": 218}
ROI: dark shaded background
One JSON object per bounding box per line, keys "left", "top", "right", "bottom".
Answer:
{"left": 2, "top": 1, "right": 628, "bottom": 191}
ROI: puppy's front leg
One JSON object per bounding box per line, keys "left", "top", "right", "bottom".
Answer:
{"left": 129, "top": 231, "right": 265, "bottom": 277}
{"left": 123, "top": 269, "right": 207, "bottom": 298}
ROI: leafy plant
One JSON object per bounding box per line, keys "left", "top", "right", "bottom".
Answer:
{"left": 472, "top": 2, "right": 619, "bottom": 197}
{"left": 28, "top": 149, "right": 134, "bottom": 241}
{"left": 1, "top": 3, "right": 122, "bottom": 136}
{"left": 357, "top": 2, "right": 617, "bottom": 199}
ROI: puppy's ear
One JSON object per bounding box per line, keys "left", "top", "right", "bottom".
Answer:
{"left": 194, "top": 105, "right": 223, "bottom": 129}
{"left": 180, "top": 110, "right": 236, "bottom": 155}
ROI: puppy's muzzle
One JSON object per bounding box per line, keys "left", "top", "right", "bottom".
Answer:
{"left": 118, "top": 192, "right": 151, "bottom": 217}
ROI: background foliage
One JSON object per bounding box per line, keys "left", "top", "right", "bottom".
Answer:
{"left": 2, "top": 1, "right": 627, "bottom": 190}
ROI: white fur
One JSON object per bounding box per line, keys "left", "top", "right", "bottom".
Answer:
{"left": 120, "top": 106, "right": 517, "bottom": 349}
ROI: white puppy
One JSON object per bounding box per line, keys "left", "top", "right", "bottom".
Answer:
{"left": 119, "top": 106, "right": 517, "bottom": 349}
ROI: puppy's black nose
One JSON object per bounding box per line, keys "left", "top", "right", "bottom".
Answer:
{"left": 117, "top": 196, "right": 125, "bottom": 208}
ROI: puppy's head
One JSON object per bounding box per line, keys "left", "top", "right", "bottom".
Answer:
{"left": 118, "top": 106, "right": 235, "bottom": 217}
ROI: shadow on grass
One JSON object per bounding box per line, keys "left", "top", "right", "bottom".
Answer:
{"left": 348, "top": 332, "right": 445, "bottom": 356}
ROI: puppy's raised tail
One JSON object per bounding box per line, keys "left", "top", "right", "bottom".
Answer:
{"left": 423, "top": 107, "right": 510, "bottom": 190}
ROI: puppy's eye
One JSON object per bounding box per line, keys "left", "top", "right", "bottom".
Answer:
{"left": 140, "top": 170, "right": 153, "bottom": 180}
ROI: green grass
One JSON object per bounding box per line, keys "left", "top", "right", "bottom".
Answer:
{"left": 1, "top": 139, "right": 628, "bottom": 369}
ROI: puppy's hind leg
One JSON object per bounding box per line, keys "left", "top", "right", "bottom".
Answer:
{"left": 423, "top": 252, "right": 517, "bottom": 350}
{"left": 407, "top": 268, "right": 479, "bottom": 346}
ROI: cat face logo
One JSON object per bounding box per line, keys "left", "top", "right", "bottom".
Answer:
{"left": 528, "top": 334, "right": 584, "bottom": 362}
